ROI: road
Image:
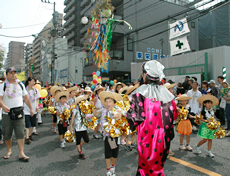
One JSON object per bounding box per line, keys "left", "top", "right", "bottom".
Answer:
{"left": 0, "top": 115, "right": 229, "bottom": 176}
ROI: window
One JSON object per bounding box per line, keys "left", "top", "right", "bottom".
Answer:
{"left": 127, "top": 38, "right": 133, "bottom": 51}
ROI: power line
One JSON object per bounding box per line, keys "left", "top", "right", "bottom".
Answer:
{"left": 0, "top": 22, "right": 50, "bottom": 29}
{"left": 0, "top": 34, "right": 32, "bottom": 38}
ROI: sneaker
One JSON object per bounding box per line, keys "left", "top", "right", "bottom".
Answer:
{"left": 106, "top": 171, "right": 112, "bottom": 176}
{"left": 25, "top": 138, "right": 31, "bottom": 145}
{"left": 194, "top": 145, "right": 202, "bottom": 154}
{"left": 63, "top": 138, "right": 66, "bottom": 144}
{"left": 206, "top": 150, "right": 214, "bottom": 158}
{"left": 179, "top": 144, "right": 186, "bottom": 150}
{"left": 192, "top": 126, "right": 198, "bottom": 131}
{"left": 226, "top": 131, "right": 230, "bottom": 137}
{"left": 93, "top": 134, "right": 99, "bottom": 139}
{"left": 186, "top": 145, "right": 193, "bottom": 151}
{"left": 131, "top": 143, "right": 137, "bottom": 148}
{"left": 125, "top": 145, "right": 132, "bottom": 152}
{"left": 121, "top": 139, "right": 126, "bottom": 145}
{"left": 110, "top": 167, "right": 116, "bottom": 176}
{"left": 79, "top": 153, "right": 86, "bottom": 160}
{"left": 169, "top": 150, "right": 175, "bottom": 156}
{"left": 53, "top": 128, "right": 57, "bottom": 134}
{"left": 29, "top": 135, "right": 34, "bottom": 141}
{"left": 60, "top": 142, "right": 65, "bottom": 149}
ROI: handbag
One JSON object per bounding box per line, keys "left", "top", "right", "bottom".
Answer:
{"left": 220, "top": 98, "right": 226, "bottom": 109}
{"left": 8, "top": 107, "right": 24, "bottom": 120}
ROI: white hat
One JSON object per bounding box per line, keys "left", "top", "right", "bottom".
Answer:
{"left": 143, "top": 60, "right": 165, "bottom": 80}
{"left": 84, "top": 87, "right": 92, "bottom": 93}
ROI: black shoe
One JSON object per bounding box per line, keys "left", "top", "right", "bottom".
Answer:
{"left": 25, "top": 138, "right": 31, "bottom": 145}
{"left": 79, "top": 153, "right": 86, "bottom": 160}
{"left": 29, "top": 135, "right": 34, "bottom": 141}
{"left": 125, "top": 145, "right": 132, "bottom": 152}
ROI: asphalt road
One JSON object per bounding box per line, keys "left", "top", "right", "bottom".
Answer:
{"left": 0, "top": 115, "right": 229, "bottom": 176}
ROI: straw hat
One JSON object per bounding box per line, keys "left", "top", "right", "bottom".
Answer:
{"left": 73, "top": 95, "right": 89, "bottom": 105}
{"left": 84, "top": 87, "right": 92, "bottom": 93}
{"left": 67, "top": 86, "right": 78, "bottom": 93}
{"left": 36, "top": 80, "right": 41, "bottom": 84}
{"left": 125, "top": 84, "right": 140, "bottom": 95}
{"left": 113, "top": 82, "right": 126, "bottom": 92}
{"left": 99, "top": 91, "right": 123, "bottom": 106}
{"left": 176, "top": 94, "right": 192, "bottom": 101}
{"left": 55, "top": 91, "right": 69, "bottom": 103}
{"left": 164, "top": 83, "right": 176, "bottom": 90}
{"left": 222, "top": 81, "right": 229, "bottom": 86}
{"left": 51, "top": 86, "right": 63, "bottom": 96}
{"left": 94, "top": 85, "right": 106, "bottom": 95}
{"left": 118, "top": 86, "right": 129, "bottom": 95}
{"left": 197, "top": 95, "right": 219, "bottom": 106}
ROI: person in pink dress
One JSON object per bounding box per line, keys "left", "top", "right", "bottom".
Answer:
{"left": 126, "top": 60, "right": 179, "bottom": 176}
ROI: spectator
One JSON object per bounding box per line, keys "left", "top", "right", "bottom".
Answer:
{"left": 183, "top": 76, "right": 190, "bottom": 91}
{"left": 188, "top": 78, "right": 194, "bottom": 90}
{"left": 0, "top": 67, "right": 34, "bottom": 161}
{"left": 176, "top": 82, "right": 185, "bottom": 95}
{"left": 222, "top": 81, "right": 230, "bottom": 136}
{"left": 201, "top": 81, "right": 211, "bottom": 95}
{"left": 217, "top": 76, "right": 225, "bottom": 125}
{"left": 192, "top": 77, "right": 197, "bottom": 82}
{"left": 208, "top": 80, "right": 219, "bottom": 98}
{"left": 187, "top": 81, "right": 202, "bottom": 131}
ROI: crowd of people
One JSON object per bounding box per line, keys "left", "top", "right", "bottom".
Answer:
{"left": 0, "top": 63, "right": 229, "bottom": 176}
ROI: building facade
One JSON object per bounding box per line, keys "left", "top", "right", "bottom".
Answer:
{"left": 32, "top": 13, "right": 63, "bottom": 81}
{"left": 6, "top": 41, "right": 25, "bottom": 72}
{"left": 25, "top": 43, "right": 33, "bottom": 78}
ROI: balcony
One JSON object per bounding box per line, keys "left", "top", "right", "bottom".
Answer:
{"left": 67, "top": 32, "right": 75, "bottom": 40}
{"left": 80, "top": 37, "right": 85, "bottom": 44}
{"left": 63, "top": 24, "right": 75, "bottom": 36}
{"left": 64, "top": 14, "right": 75, "bottom": 28}
{"left": 64, "top": 6, "right": 75, "bottom": 21}
{"left": 64, "top": 0, "right": 70, "bottom": 5}
{"left": 68, "top": 40, "right": 75, "bottom": 46}
{"left": 81, "top": 0, "right": 91, "bottom": 7}
{"left": 109, "top": 50, "right": 124, "bottom": 60}
{"left": 64, "top": 0, "right": 76, "bottom": 13}
{"left": 80, "top": 23, "right": 90, "bottom": 34}
{"left": 80, "top": 2, "right": 95, "bottom": 16}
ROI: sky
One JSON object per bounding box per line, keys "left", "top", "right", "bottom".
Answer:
{"left": 0, "top": 0, "right": 65, "bottom": 56}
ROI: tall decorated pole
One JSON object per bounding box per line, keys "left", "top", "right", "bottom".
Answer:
{"left": 223, "top": 67, "right": 226, "bottom": 82}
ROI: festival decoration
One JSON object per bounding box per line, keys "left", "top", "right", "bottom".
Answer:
{"left": 34, "top": 84, "right": 41, "bottom": 91}
{"left": 59, "top": 109, "right": 71, "bottom": 124}
{"left": 83, "top": 0, "right": 132, "bottom": 70}
{"left": 110, "top": 80, "right": 114, "bottom": 85}
{"left": 40, "top": 89, "right": 48, "bottom": 99}
{"left": 48, "top": 106, "right": 56, "bottom": 114}
{"left": 81, "top": 16, "right": 88, "bottom": 24}
{"left": 178, "top": 107, "right": 188, "bottom": 121}
{"left": 64, "top": 130, "right": 76, "bottom": 143}
{"left": 38, "top": 100, "right": 43, "bottom": 109}
{"left": 206, "top": 117, "right": 220, "bottom": 131}
{"left": 213, "top": 128, "right": 225, "bottom": 139}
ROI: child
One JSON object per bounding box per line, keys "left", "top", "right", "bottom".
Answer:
{"left": 55, "top": 91, "right": 70, "bottom": 148}
{"left": 176, "top": 94, "right": 195, "bottom": 151}
{"left": 195, "top": 95, "right": 219, "bottom": 157}
{"left": 49, "top": 86, "right": 63, "bottom": 133}
{"left": 70, "top": 95, "right": 90, "bottom": 160}
{"left": 98, "top": 91, "right": 123, "bottom": 176}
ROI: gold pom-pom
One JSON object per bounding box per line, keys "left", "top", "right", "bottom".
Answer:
{"left": 48, "top": 106, "right": 56, "bottom": 114}
{"left": 64, "top": 130, "right": 76, "bottom": 143}
{"left": 213, "top": 128, "right": 225, "bottom": 138}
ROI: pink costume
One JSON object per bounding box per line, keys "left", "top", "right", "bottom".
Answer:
{"left": 126, "top": 61, "right": 178, "bottom": 176}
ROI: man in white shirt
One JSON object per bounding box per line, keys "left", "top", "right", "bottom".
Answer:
{"left": 0, "top": 67, "right": 34, "bottom": 162}
{"left": 187, "top": 82, "right": 202, "bottom": 131}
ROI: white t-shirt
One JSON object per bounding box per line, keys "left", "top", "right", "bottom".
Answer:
{"left": 0, "top": 82, "right": 27, "bottom": 114}
{"left": 24, "top": 88, "right": 41, "bottom": 115}
{"left": 187, "top": 89, "right": 202, "bottom": 114}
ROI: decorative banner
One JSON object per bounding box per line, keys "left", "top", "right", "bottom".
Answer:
{"left": 169, "top": 18, "right": 190, "bottom": 40}
{"left": 16, "top": 71, "right": 25, "bottom": 81}
{"left": 170, "top": 36, "right": 191, "bottom": 56}
{"left": 223, "top": 67, "right": 226, "bottom": 82}
{"left": 101, "top": 59, "right": 109, "bottom": 74}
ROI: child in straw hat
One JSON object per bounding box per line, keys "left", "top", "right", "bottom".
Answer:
{"left": 176, "top": 94, "right": 196, "bottom": 151}
{"left": 194, "top": 95, "right": 219, "bottom": 157}
{"left": 55, "top": 91, "right": 70, "bottom": 148}
{"left": 98, "top": 91, "right": 123, "bottom": 176}
{"left": 70, "top": 95, "right": 90, "bottom": 160}
{"left": 49, "top": 86, "right": 63, "bottom": 133}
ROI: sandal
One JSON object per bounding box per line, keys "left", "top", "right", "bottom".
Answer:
{"left": 3, "top": 153, "right": 12, "bottom": 159}
{"left": 19, "top": 156, "right": 29, "bottom": 162}
{"left": 32, "top": 132, "right": 39, "bottom": 135}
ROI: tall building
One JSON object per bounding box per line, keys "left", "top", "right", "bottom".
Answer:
{"left": 25, "top": 44, "right": 33, "bottom": 78}
{"left": 6, "top": 41, "right": 25, "bottom": 72}
{"left": 32, "top": 13, "right": 63, "bottom": 80}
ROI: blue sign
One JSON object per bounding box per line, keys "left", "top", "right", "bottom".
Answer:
{"left": 136, "top": 52, "right": 143, "bottom": 60}
{"left": 156, "top": 49, "right": 159, "bottom": 53}
{"left": 60, "top": 69, "right": 68, "bottom": 78}
{"left": 152, "top": 48, "right": 155, "bottom": 52}
{"left": 160, "top": 50, "right": 162, "bottom": 53}
{"left": 145, "top": 53, "right": 151, "bottom": 60}
{"left": 153, "top": 54, "right": 158, "bottom": 60}
{"left": 147, "top": 48, "right": 151, "bottom": 52}
{"left": 160, "top": 55, "right": 165, "bottom": 59}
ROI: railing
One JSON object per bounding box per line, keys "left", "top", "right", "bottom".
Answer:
{"left": 81, "top": 0, "right": 91, "bottom": 7}
{"left": 64, "top": 0, "right": 76, "bottom": 13}
{"left": 63, "top": 24, "right": 74, "bottom": 36}
{"left": 64, "top": 14, "right": 75, "bottom": 28}
{"left": 64, "top": 6, "right": 75, "bottom": 21}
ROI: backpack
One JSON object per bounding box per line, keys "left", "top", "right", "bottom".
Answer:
{"left": 3, "top": 82, "right": 24, "bottom": 92}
